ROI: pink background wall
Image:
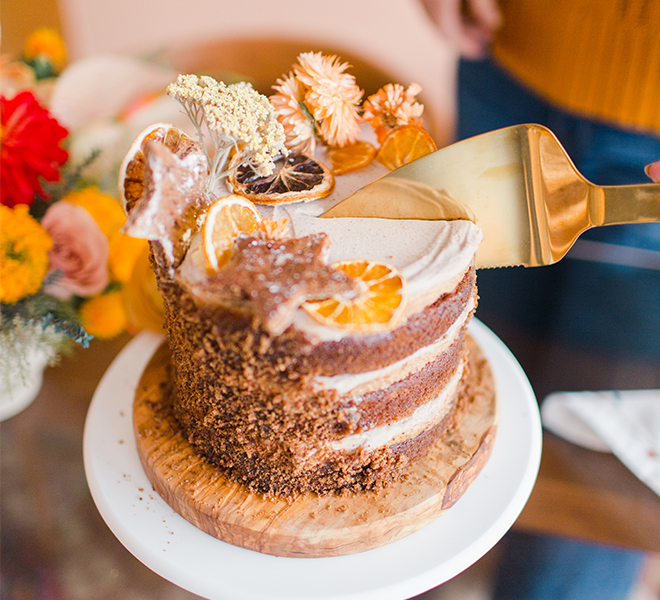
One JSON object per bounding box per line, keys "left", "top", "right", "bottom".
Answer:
{"left": 56, "top": 0, "right": 458, "bottom": 144}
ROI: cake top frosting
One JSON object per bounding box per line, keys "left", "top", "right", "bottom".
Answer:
{"left": 120, "top": 52, "right": 482, "bottom": 338}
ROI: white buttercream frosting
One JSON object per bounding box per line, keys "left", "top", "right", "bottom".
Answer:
{"left": 327, "top": 357, "right": 465, "bottom": 452}
{"left": 176, "top": 139, "right": 483, "bottom": 343}
{"left": 312, "top": 296, "right": 474, "bottom": 396}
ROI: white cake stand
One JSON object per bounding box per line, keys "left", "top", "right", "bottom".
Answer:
{"left": 83, "top": 319, "right": 542, "bottom": 600}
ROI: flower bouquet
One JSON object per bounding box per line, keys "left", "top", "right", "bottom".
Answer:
{"left": 0, "top": 29, "right": 160, "bottom": 406}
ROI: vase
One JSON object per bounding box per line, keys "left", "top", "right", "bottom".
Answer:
{"left": 0, "top": 347, "right": 50, "bottom": 421}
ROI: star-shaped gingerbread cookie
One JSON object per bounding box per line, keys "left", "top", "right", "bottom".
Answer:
{"left": 191, "top": 233, "right": 357, "bottom": 334}
{"left": 122, "top": 140, "right": 210, "bottom": 268}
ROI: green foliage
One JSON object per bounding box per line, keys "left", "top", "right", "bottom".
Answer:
{"left": 1, "top": 285, "right": 93, "bottom": 349}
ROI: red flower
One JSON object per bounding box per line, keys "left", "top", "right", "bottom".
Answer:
{"left": 1, "top": 90, "right": 69, "bottom": 207}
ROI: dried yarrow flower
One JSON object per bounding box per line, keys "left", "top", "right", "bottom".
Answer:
{"left": 167, "top": 75, "right": 287, "bottom": 194}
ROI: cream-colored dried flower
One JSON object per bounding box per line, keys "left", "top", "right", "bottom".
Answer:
{"left": 166, "top": 75, "right": 287, "bottom": 194}
{"left": 363, "top": 83, "right": 424, "bottom": 143}
{"left": 203, "top": 81, "right": 286, "bottom": 176}
{"left": 270, "top": 73, "right": 318, "bottom": 153}
{"left": 292, "top": 52, "right": 363, "bottom": 148}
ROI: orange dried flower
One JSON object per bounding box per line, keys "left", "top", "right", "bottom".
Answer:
{"left": 272, "top": 52, "right": 363, "bottom": 149}
{"left": 363, "top": 83, "right": 424, "bottom": 143}
{"left": 253, "top": 217, "right": 291, "bottom": 241}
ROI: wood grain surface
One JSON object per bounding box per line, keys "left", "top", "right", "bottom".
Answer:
{"left": 133, "top": 336, "right": 498, "bottom": 557}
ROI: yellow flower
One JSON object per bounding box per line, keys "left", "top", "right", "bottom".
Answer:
{"left": 80, "top": 291, "right": 127, "bottom": 339}
{"left": 63, "top": 187, "right": 125, "bottom": 240}
{"left": 109, "top": 234, "right": 148, "bottom": 284}
{"left": 121, "top": 245, "right": 165, "bottom": 333}
{"left": 0, "top": 204, "right": 52, "bottom": 303}
{"left": 24, "top": 28, "right": 66, "bottom": 72}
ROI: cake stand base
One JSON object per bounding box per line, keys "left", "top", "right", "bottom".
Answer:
{"left": 133, "top": 335, "right": 498, "bottom": 558}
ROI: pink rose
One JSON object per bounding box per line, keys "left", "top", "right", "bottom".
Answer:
{"left": 42, "top": 201, "right": 109, "bottom": 298}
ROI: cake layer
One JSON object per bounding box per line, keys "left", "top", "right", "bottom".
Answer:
{"left": 152, "top": 239, "right": 475, "bottom": 496}
{"left": 329, "top": 354, "right": 465, "bottom": 452}
{"left": 336, "top": 332, "right": 466, "bottom": 433}
{"left": 312, "top": 298, "right": 474, "bottom": 396}
{"left": 164, "top": 339, "right": 465, "bottom": 497}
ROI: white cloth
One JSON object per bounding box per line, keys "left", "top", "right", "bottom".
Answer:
{"left": 541, "top": 389, "right": 660, "bottom": 497}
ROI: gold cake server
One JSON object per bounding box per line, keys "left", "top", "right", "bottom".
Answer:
{"left": 321, "top": 124, "right": 660, "bottom": 268}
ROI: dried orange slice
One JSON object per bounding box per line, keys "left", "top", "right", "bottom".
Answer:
{"left": 202, "top": 194, "right": 262, "bottom": 273}
{"left": 228, "top": 152, "right": 334, "bottom": 205}
{"left": 119, "top": 123, "right": 200, "bottom": 215}
{"left": 303, "top": 260, "right": 407, "bottom": 331}
{"left": 326, "top": 140, "right": 377, "bottom": 175}
{"left": 375, "top": 124, "right": 437, "bottom": 171}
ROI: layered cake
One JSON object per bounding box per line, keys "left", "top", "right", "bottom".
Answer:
{"left": 121, "top": 54, "right": 490, "bottom": 501}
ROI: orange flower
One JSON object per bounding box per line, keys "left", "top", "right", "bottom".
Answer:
{"left": 24, "top": 28, "right": 66, "bottom": 74}
{"left": 363, "top": 83, "right": 424, "bottom": 143}
{"left": 109, "top": 234, "right": 148, "bottom": 284}
{"left": 62, "top": 186, "right": 125, "bottom": 240}
{"left": 80, "top": 291, "right": 127, "bottom": 339}
{"left": 121, "top": 244, "right": 165, "bottom": 333}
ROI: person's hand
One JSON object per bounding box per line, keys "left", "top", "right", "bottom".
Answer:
{"left": 417, "top": 0, "right": 502, "bottom": 58}
{"left": 645, "top": 160, "right": 660, "bottom": 182}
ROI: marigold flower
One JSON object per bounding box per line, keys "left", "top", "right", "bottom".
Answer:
{"left": 121, "top": 244, "right": 165, "bottom": 333}
{"left": 62, "top": 186, "right": 125, "bottom": 240}
{"left": 0, "top": 90, "right": 68, "bottom": 207}
{"left": 80, "top": 290, "right": 127, "bottom": 339}
{"left": 108, "top": 234, "right": 148, "bottom": 284}
{"left": 293, "top": 52, "right": 363, "bottom": 147}
{"left": 0, "top": 204, "right": 53, "bottom": 303}
{"left": 270, "top": 73, "right": 318, "bottom": 153}
{"left": 363, "top": 83, "right": 424, "bottom": 143}
{"left": 24, "top": 28, "right": 66, "bottom": 75}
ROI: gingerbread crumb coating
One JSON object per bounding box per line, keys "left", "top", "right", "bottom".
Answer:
{"left": 148, "top": 239, "right": 479, "bottom": 497}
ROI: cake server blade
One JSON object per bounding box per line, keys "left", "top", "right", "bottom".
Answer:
{"left": 321, "top": 124, "right": 660, "bottom": 268}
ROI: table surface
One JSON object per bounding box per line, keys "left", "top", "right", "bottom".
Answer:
{"left": 2, "top": 325, "right": 660, "bottom": 599}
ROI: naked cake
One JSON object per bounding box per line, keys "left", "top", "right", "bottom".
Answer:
{"left": 121, "top": 53, "right": 494, "bottom": 507}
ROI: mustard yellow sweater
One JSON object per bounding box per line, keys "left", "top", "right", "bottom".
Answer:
{"left": 491, "top": 0, "right": 660, "bottom": 135}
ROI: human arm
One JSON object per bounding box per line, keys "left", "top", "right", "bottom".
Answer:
{"left": 417, "top": 0, "right": 502, "bottom": 58}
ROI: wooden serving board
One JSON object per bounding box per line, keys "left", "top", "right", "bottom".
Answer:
{"left": 133, "top": 335, "right": 498, "bottom": 557}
